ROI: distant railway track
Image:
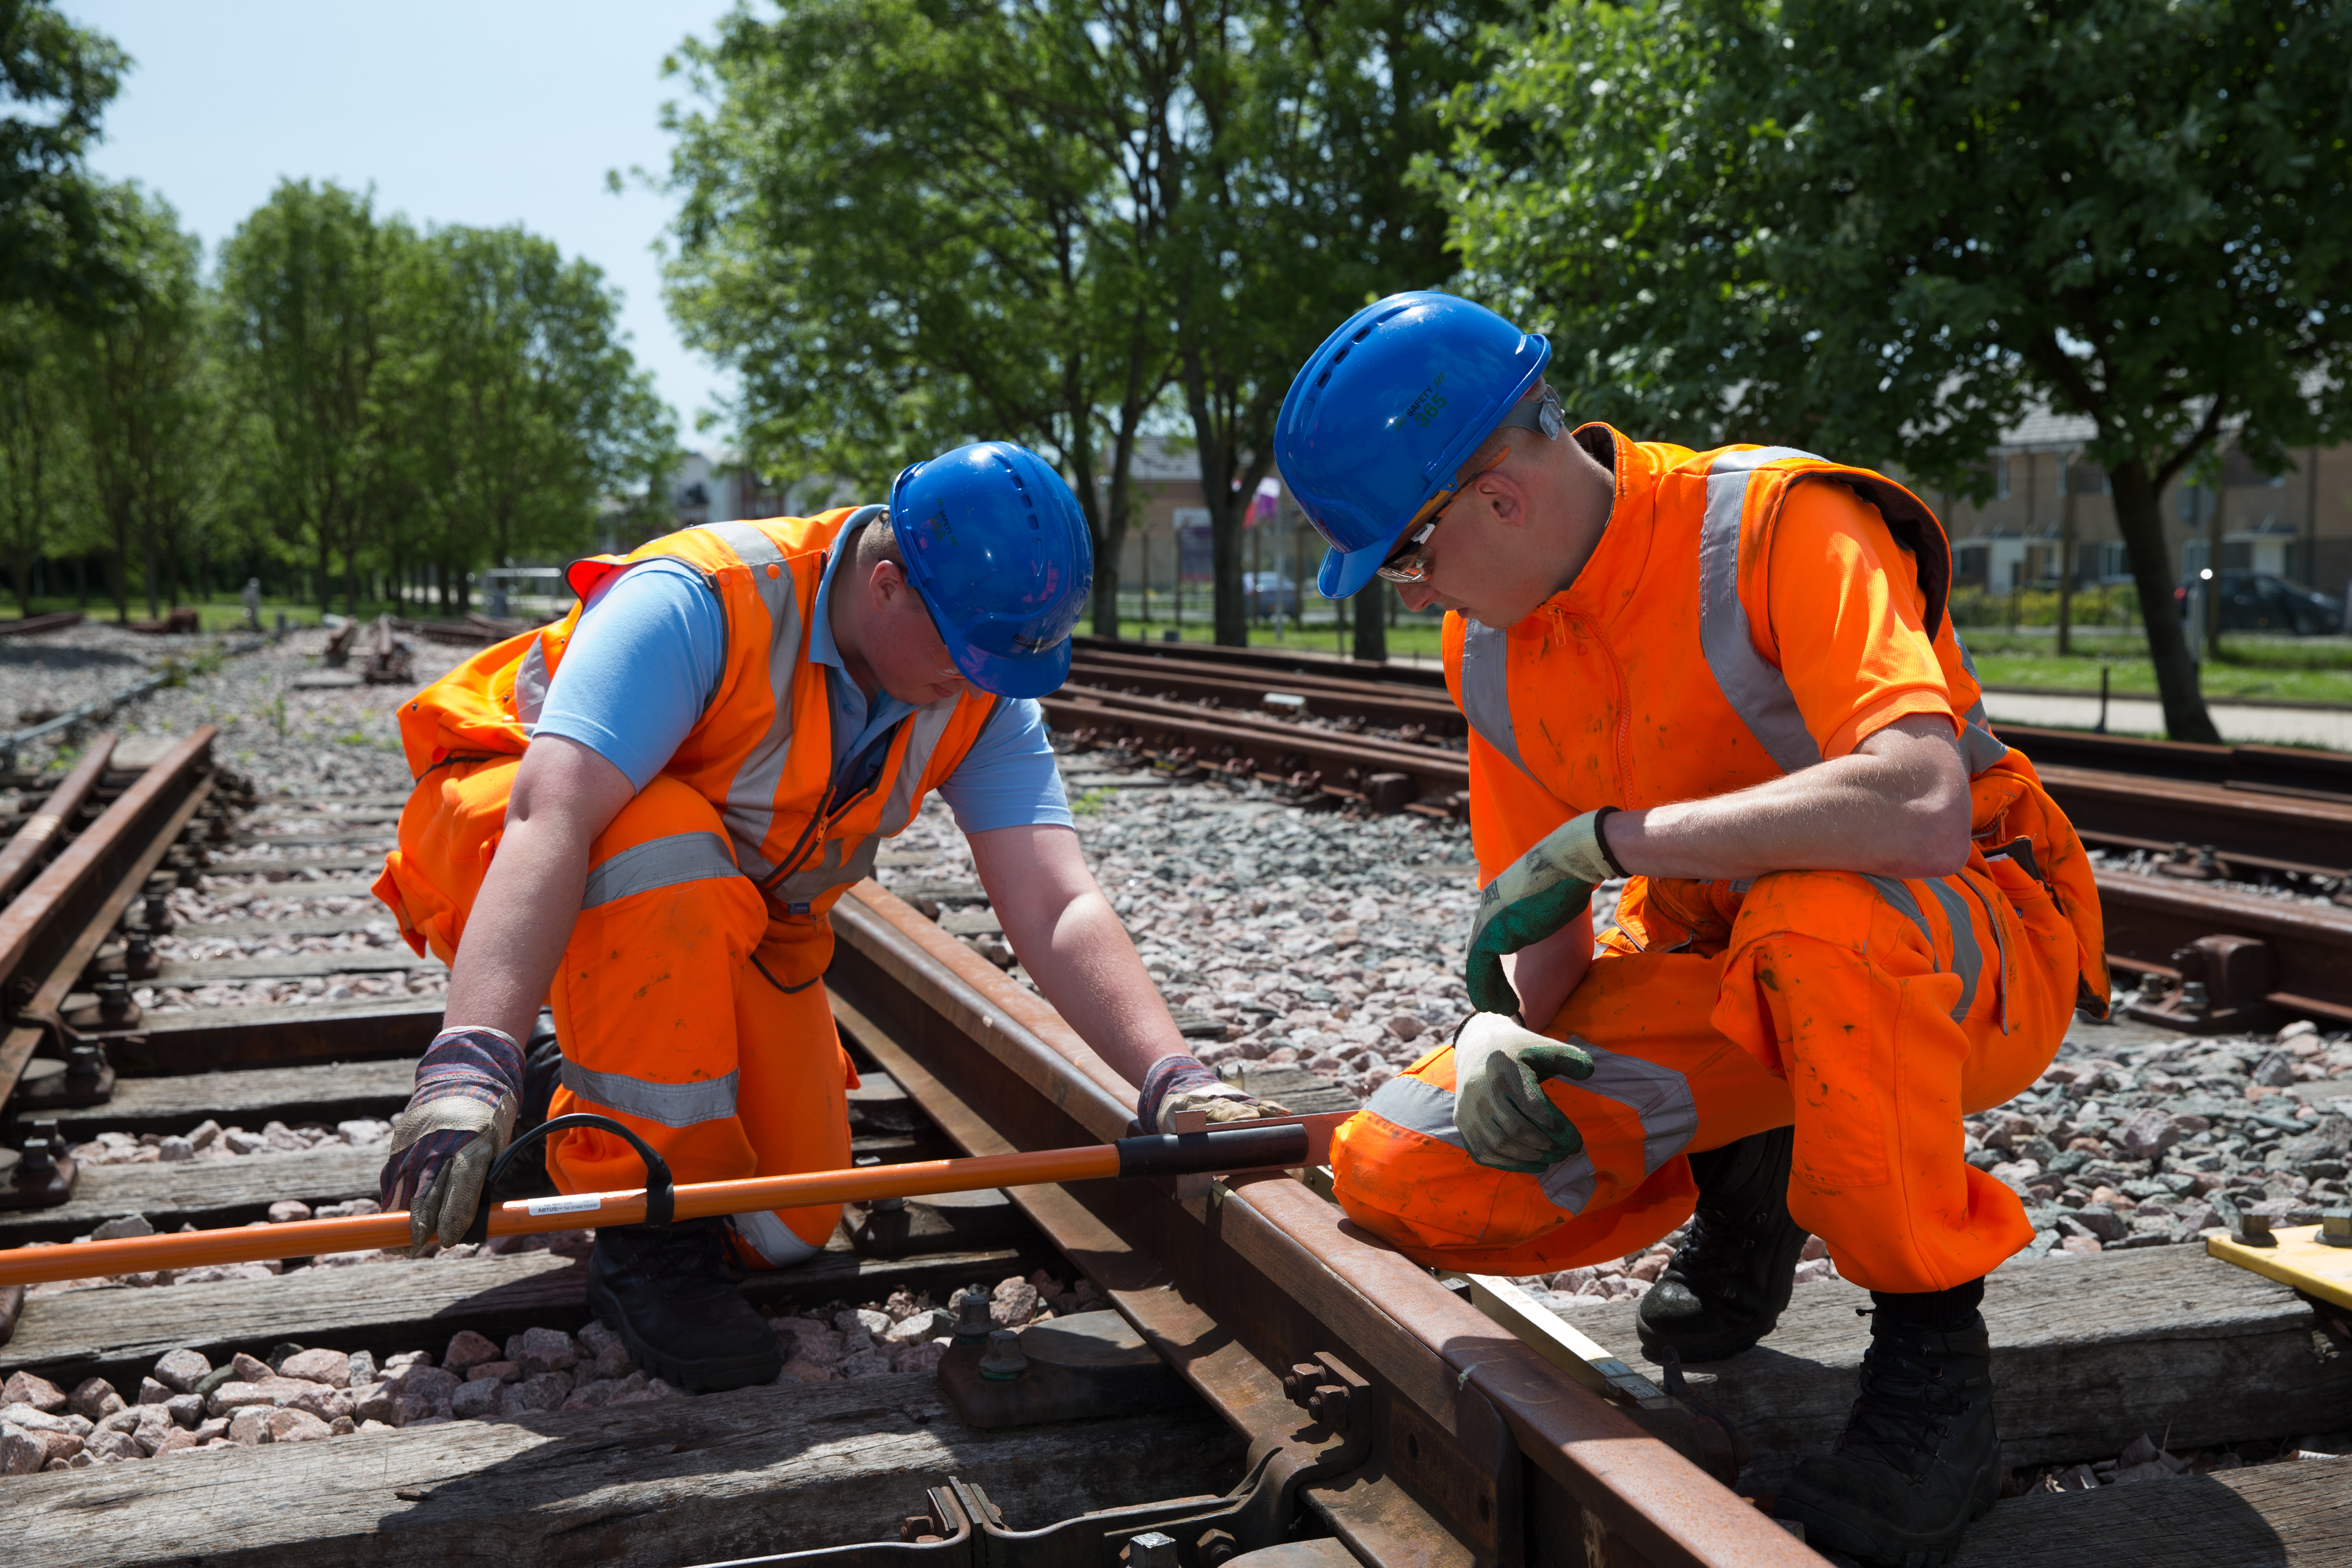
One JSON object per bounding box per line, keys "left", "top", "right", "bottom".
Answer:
{"left": 1053, "top": 637, "right": 2352, "bottom": 1030}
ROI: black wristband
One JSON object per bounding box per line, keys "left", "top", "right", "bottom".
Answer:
{"left": 1591, "top": 807, "right": 1629, "bottom": 879}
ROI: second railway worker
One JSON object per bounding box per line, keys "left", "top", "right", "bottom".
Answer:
{"left": 370, "top": 441, "right": 1286, "bottom": 1394}
{"left": 1276, "top": 295, "right": 2105, "bottom": 1567}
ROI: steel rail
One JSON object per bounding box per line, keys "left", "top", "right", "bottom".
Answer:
{"left": 2095, "top": 868, "right": 2352, "bottom": 1023}
{"left": 0, "top": 734, "right": 116, "bottom": 904}
{"left": 2036, "top": 763, "right": 2352, "bottom": 877}
{"left": 0, "top": 729, "right": 218, "bottom": 1104}
{"left": 826, "top": 879, "right": 1817, "bottom": 1568}
{"left": 1070, "top": 650, "right": 1465, "bottom": 735}
{"left": 1071, "top": 634, "right": 1450, "bottom": 692}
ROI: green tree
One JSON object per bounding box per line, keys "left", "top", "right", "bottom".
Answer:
{"left": 0, "top": 303, "right": 76, "bottom": 612}
{"left": 664, "top": 0, "right": 1178, "bottom": 634}
{"left": 1434, "top": 0, "right": 2352, "bottom": 742}
{"left": 395, "top": 224, "right": 674, "bottom": 577}
{"left": 0, "top": 0, "right": 128, "bottom": 317}
{"left": 1167, "top": 0, "right": 1502, "bottom": 649}
{"left": 67, "top": 184, "right": 209, "bottom": 621}
{"left": 215, "top": 180, "right": 407, "bottom": 615}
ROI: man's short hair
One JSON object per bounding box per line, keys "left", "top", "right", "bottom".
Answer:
{"left": 852, "top": 514, "right": 906, "bottom": 571}
{"left": 1457, "top": 379, "right": 1555, "bottom": 485}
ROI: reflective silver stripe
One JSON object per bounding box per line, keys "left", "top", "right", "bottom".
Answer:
{"left": 1862, "top": 873, "right": 1934, "bottom": 951}
{"left": 1949, "top": 634, "right": 2008, "bottom": 776}
{"left": 1698, "top": 448, "right": 1826, "bottom": 774}
{"left": 771, "top": 696, "right": 965, "bottom": 907}
{"left": 1957, "top": 873, "right": 2013, "bottom": 1035}
{"left": 1862, "top": 873, "right": 1987, "bottom": 1024}
{"left": 514, "top": 638, "right": 552, "bottom": 728}
{"left": 1536, "top": 1038, "right": 1699, "bottom": 1216}
{"left": 1458, "top": 621, "right": 1534, "bottom": 781}
{"left": 1922, "top": 877, "right": 1984, "bottom": 1023}
{"left": 580, "top": 831, "right": 743, "bottom": 910}
{"left": 702, "top": 514, "right": 838, "bottom": 879}
{"left": 1362, "top": 1074, "right": 1469, "bottom": 1150}
{"left": 558, "top": 1058, "right": 739, "bottom": 1128}
{"left": 731, "top": 1208, "right": 824, "bottom": 1268}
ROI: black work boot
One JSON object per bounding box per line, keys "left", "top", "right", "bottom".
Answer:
{"left": 1774, "top": 1311, "right": 2000, "bottom": 1567}
{"left": 1636, "top": 1126, "right": 1809, "bottom": 1361}
{"left": 587, "top": 1217, "right": 782, "bottom": 1392}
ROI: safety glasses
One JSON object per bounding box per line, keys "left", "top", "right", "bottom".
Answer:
{"left": 1373, "top": 387, "right": 1565, "bottom": 586}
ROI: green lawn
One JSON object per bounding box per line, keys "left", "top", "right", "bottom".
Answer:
{"left": 1965, "top": 632, "right": 2352, "bottom": 706}
{"left": 0, "top": 594, "right": 475, "bottom": 634}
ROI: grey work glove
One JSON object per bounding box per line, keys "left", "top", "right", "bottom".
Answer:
{"left": 379, "top": 1025, "right": 524, "bottom": 1250}
{"left": 1451, "top": 1012, "right": 1595, "bottom": 1173}
{"left": 1463, "top": 809, "right": 1622, "bottom": 1017}
{"left": 1139, "top": 1054, "right": 1292, "bottom": 1133}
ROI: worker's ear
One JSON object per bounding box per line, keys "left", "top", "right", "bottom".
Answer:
{"left": 1476, "top": 467, "right": 1532, "bottom": 532}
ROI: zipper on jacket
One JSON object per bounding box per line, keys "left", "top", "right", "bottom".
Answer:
{"left": 1559, "top": 606, "right": 1635, "bottom": 802}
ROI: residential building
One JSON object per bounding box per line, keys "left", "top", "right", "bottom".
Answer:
{"left": 1924, "top": 408, "right": 2351, "bottom": 608}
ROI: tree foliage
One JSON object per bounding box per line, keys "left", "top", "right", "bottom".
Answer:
{"left": 1433, "top": 0, "right": 2352, "bottom": 740}
{"left": 664, "top": 0, "right": 1495, "bottom": 644}
{"left": 0, "top": 0, "right": 127, "bottom": 317}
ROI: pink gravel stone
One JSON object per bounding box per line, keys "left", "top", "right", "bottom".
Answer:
{"left": 266, "top": 1408, "right": 334, "bottom": 1443}
{"left": 441, "top": 1330, "right": 501, "bottom": 1373}
{"left": 466, "top": 1361, "right": 521, "bottom": 1384}
{"left": 69, "top": 1378, "right": 125, "bottom": 1420}
{"left": 1, "top": 1372, "right": 67, "bottom": 1413}
{"left": 506, "top": 1327, "right": 581, "bottom": 1374}
{"left": 277, "top": 1348, "right": 351, "bottom": 1388}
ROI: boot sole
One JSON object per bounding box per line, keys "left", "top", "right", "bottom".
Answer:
{"left": 1774, "top": 1454, "right": 2000, "bottom": 1567}
{"left": 586, "top": 1269, "right": 783, "bottom": 1394}
{"left": 1633, "top": 1316, "right": 1776, "bottom": 1364}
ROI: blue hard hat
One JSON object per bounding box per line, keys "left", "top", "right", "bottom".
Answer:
{"left": 1274, "top": 292, "right": 1552, "bottom": 600}
{"left": 888, "top": 441, "right": 1092, "bottom": 699}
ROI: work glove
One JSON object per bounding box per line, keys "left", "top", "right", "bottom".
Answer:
{"left": 1138, "top": 1053, "right": 1292, "bottom": 1134}
{"left": 1463, "top": 808, "right": 1624, "bottom": 1017}
{"left": 1451, "top": 1012, "right": 1595, "bottom": 1173}
{"left": 379, "top": 1025, "right": 524, "bottom": 1250}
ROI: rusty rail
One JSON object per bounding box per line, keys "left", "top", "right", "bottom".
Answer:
{"left": 0, "top": 736, "right": 115, "bottom": 905}
{"left": 826, "top": 879, "right": 1817, "bottom": 1568}
{"left": 0, "top": 728, "right": 216, "bottom": 1107}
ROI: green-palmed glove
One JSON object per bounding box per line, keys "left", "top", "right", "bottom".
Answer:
{"left": 1462, "top": 809, "right": 1624, "bottom": 1018}
{"left": 1451, "top": 1012, "right": 1597, "bottom": 1173}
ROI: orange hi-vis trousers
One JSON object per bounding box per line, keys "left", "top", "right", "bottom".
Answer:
{"left": 376, "top": 756, "right": 852, "bottom": 1268}
{"left": 1330, "top": 849, "right": 2079, "bottom": 1294}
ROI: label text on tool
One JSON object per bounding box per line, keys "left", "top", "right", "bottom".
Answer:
{"left": 525, "top": 1194, "right": 603, "bottom": 1216}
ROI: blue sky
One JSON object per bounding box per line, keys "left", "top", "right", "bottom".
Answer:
{"left": 69, "top": 1, "right": 740, "bottom": 441}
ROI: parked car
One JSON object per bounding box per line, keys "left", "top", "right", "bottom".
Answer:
{"left": 2173, "top": 572, "right": 2344, "bottom": 635}
{"left": 1243, "top": 571, "right": 1299, "bottom": 618}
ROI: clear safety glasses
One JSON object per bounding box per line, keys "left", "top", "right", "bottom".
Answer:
{"left": 1374, "top": 387, "right": 1565, "bottom": 586}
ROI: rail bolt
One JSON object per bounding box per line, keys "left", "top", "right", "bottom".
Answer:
{"left": 1124, "top": 1531, "right": 1179, "bottom": 1568}
{"left": 2236, "top": 1212, "right": 2277, "bottom": 1248}
{"left": 951, "top": 1288, "right": 996, "bottom": 1342}
{"left": 900, "top": 1515, "right": 939, "bottom": 1544}
{"left": 2320, "top": 1210, "right": 2352, "bottom": 1249}
{"left": 1282, "top": 1362, "right": 1323, "bottom": 1405}
{"left": 976, "top": 1329, "right": 1028, "bottom": 1382}
{"left": 1195, "top": 1530, "right": 1237, "bottom": 1568}
{"left": 1307, "top": 1382, "right": 1352, "bottom": 1433}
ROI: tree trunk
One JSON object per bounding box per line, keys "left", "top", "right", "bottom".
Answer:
{"left": 1351, "top": 577, "right": 1387, "bottom": 662}
{"left": 2110, "top": 459, "right": 2218, "bottom": 743}
{"left": 2057, "top": 459, "right": 2077, "bottom": 657}
{"left": 2203, "top": 489, "right": 2224, "bottom": 663}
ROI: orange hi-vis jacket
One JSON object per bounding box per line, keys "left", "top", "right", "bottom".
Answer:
{"left": 1439, "top": 426, "right": 2101, "bottom": 990}
{"left": 378, "top": 506, "right": 1004, "bottom": 988}
{"left": 1328, "top": 427, "right": 2108, "bottom": 1291}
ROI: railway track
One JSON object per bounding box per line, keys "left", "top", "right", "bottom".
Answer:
{"left": 0, "top": 679, "right": 2342, "bottom": 1561}
{"left": 1052, "top": 638, "right": 2352, "bottom": 1032}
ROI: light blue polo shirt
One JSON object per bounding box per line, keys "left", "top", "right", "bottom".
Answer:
{"left": 534, "top": 544, "right": 1070, "bottom": 833}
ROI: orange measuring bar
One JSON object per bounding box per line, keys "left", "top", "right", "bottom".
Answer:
{"left": 0, "top": 1121, "right": 1312, "bottom": 1287}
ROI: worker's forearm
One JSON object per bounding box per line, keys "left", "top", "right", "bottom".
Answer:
{"left": 440, "top": 815, "right": 588, "bottom": 1045}
{"left": 1001, "top": 892, "right": 1191, "bottom": 1087}
{"left": 1500, "top": 908, "right": 1593, "bottom": 1029}
{"left": 1607, "top": 719, "right": 1970, "bottom": 881}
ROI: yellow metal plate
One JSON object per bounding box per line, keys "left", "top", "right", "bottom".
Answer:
{"left": 2206, "top": 1225, "right": 2352, "bottom": 1311}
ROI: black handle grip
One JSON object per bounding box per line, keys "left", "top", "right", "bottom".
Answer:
{"left": 464, "top": 1113, "right": 675, "bottom": 1246}
{"left": 1115, "top": 1121, "right": 1310, "bottom": 1179}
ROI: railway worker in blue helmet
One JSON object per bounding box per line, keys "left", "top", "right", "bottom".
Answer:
{"left": 1277, "top": 294, "right": 2106, "bottom": 1566}
{"left": 373, "top": 440, "right": 1289, "bottom": 1394}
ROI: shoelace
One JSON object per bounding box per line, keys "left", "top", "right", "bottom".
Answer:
{"left": 1836, "top": 1335, "right": 1986, "bottom": 1480}
{"left": 618, "top": 1222, "right": 746, "bottom": 1289}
